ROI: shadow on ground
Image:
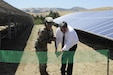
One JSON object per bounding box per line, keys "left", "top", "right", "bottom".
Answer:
{"left": 0, "top": 25, "right": 33, "bottom": 75}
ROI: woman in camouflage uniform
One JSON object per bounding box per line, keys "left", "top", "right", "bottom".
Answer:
{"left": 35, "top": 17, "right": 56, "bottom": 75}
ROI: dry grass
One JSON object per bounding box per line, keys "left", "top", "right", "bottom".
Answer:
{"left": 28, "top": 7, "right": 113, "bottom": 17}
{"left": 15, "top": 25, "right": 113, "bottom": 75}
{"left": 29, "top": 11, "right": 75, "bottom": 17}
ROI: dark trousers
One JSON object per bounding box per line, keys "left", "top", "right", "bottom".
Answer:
{"left": 61, "top": 44, "right": 77, "bottom": 75}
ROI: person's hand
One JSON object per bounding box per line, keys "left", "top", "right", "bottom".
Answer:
{"left": 62, "top": 50, "right": 64, "bottom": 52}
{"left": 50, "top": 37, "right": 56, "bottom": 41}
{"left": 55, "top": 51, "right": 62, "bottom": 57}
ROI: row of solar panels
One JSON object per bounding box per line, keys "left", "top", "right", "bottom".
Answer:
{"left": 0, "top": 0, "right": 29, "bottom": 16}
{"left": 0, "top": 0, "right": 33, "bottom": 25}
{"left": 53, "top": 10, "right": 113, "bottom": 41}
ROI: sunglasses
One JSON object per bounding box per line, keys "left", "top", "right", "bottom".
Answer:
{"left": 46, "top": 22, "right": 53, "bottom": 25}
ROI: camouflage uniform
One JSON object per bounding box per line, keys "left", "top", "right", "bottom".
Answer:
{"left": 35, "top": 27, "right": 54, "bottom": 51}
{"left": 35, "top": 27, "right": 54, "bottom": 75}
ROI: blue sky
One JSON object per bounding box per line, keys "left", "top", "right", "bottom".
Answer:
{"left": 4, "top": 0, "right": 113, "bottom": 9}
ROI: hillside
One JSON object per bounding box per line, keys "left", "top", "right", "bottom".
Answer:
{"left": 87, "top": 7, "right": 113, "bottom": 11}
{"left": 21, "top": 7, "right": 113, "bottom": 16}
{"left": 21, "top": 7, "right": 87, "bottom": 13}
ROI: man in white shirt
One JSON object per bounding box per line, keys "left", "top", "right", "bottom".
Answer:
{"left": 55, "top": 21, "right": 79, "bottom": 75}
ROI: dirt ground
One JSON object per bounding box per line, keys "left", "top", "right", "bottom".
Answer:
{"left": 16, "top": 25, "right": 113, "bottom": 75}
{"left": 0, "top": 25, "right": 113, "bottom": 75}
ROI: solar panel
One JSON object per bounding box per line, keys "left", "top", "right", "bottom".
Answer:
{"left": 53, "top": 10, "right": 113, "bottom": 40}
{"left": 86, "top": 19, "right": 112, "bottom": 31}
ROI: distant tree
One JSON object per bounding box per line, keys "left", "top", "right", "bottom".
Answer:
{"left": 33, "top": 11, "right": 60, "bottom": 25}
{"left": 40, "top": 15, "right": 45, "bottom": 23}
{"left": 47, "top": 10, "right": 60, "bottom": 19}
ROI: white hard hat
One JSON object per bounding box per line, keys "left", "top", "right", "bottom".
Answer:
{"left": 60, "top": 21, "right": 67, "bottom": 28}
{"left": 45, "top": 17, "right": 53, "bottom": 23}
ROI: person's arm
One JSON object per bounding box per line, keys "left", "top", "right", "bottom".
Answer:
{"left": 55, "top": 37, "right": 62, "bottom": 57}
{"left": 47, "top": 29, "right": 56, "bottom": 43}
{"left": 55, "top": 28, "right": 60, "bottom": 52}
{"left": 38, "top": 29, "right": 47, "bottom": 42}
{"left": 35, "top": 28, "right": 46, "bottom": 48}
{"left": 62, "top": 31, "right": 78, "bottom": 51}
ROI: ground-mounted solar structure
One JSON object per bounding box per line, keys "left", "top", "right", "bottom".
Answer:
{"left": 0, "top": 0, "right": 34, "bottom": 48}
{"left": 54, "top": 10, "right": 113, "bottom": 58}
{"left": 0, "top": 1, "right": 34, "bottom": 74}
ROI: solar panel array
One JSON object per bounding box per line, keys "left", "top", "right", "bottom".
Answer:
{"left": 0, "top": 0, "right": 28, "bottom": 16}
{"left": 53, "top": 10, "right": 113, "bottom": 40}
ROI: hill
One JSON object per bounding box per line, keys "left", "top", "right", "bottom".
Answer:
{"left": 87, "top": 7, "right": 113, "bottom": 11}
{"left": 21, "top": 7, "right": 87, "bottom": 13}
{"left": 21, "top": 7, "right": 113, "bottom": 16}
